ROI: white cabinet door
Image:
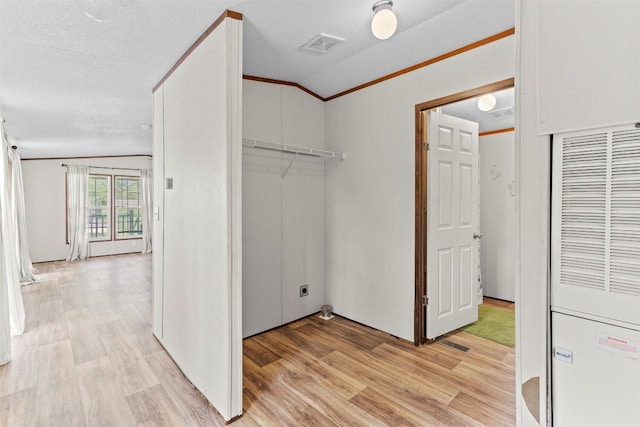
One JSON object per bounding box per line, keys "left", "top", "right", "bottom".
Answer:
{"left": 552, "top": 312, "right": 640, "bottom": 426}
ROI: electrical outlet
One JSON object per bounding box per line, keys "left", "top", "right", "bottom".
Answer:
{"left": 299, "top": 284, "right": 309, "bottom": 297}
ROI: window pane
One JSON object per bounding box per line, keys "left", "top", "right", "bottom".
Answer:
{"left": 88, "top": 175, "right": 111, "bottom": 240}
{"left": 115, "top": 176, "right": 143, "bottom": 238}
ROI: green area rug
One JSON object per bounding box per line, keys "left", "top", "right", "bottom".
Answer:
{"left": 461, "top": 304, "right": 515, "bottom": 348}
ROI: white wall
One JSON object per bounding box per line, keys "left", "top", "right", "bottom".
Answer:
{"left": 480, "top": 131, "right": 515, "bottom": 302}
{"left": 153, "top": 16, "right": 242, "bottom": 421}
{"left": 324, "top": 35, "right": 515, "bottom": 342}
{"left": 152, "top": 86, "right": 164, "bottom": 339}
{"left": 516, "top": 0, "right": 551, "bottom": 420}
{"left": 21, "top": 156, "right": 152, "bottom": 263}
{"left": 242, "top": 80, "right": 326, "bottom": 337}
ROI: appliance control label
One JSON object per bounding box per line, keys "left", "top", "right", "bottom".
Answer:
{"left": 553, "top": 347, "right": 573, "bottom": 363}
{"left": 596, "top": 332, "right": 640, "bottom": 361}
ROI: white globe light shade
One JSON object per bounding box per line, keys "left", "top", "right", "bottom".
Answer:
{"left": 77, "top": 0, "right": 120, "bottom": 22}
{"left": 477, "top": 94, "right": 497, "bottom": 112}
{"left": 371, "top": 8, "right": 397, "bottom": 40}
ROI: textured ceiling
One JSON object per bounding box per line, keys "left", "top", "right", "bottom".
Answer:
{"left": 442, "top": 87, "right": 515, "bottom": 133}
{"left": 0, "top": 0, "right": 515, "bottom": 159}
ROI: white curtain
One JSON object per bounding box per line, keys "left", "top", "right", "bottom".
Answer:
{"left": 141, "top": 168, "right": 152, "bottom": 254}
{"left": 9, "top": 149, "right": 36, "bottom": 284}
{"left": 66, "top": 165, "right": 90, "bottom": 261}
{"left": 0, "top": 228, "right": 9, "bottom": 364}
{"left": 0, "top": 119, "right": 11, "bottom": 364}
{"left": 0, "top": 119, "right": 25, "bottom": 367}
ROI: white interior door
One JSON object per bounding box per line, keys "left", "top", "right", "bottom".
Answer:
{"left": 426, "top": 111, "right": 479, "bottom": 339}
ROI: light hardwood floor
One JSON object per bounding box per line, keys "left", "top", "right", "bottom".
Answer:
{"left": 1, "top": 254, "right": 515, "bottom": 426}
{"left": 483, "top": 297, "right": 515, "bottom": 312}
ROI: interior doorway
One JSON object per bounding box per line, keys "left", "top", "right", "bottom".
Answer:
{"left": 414, "top": 78, "right": 515, "bottom": 344}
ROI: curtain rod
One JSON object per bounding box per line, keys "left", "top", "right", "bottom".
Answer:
{"left": 61, "top": 163, "right": 143, "bottom": 172}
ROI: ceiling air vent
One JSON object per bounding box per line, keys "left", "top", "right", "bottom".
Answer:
{"left": 489, "top": 107, "right": 515, "bottom": 120}
{"left": 302, "top": 33, "right": 346, "bottom": 54}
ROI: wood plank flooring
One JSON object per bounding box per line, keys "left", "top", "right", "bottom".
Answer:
{"left": 483, "top": 297, "right": 515, "bottom": 312}
{"left": 1, "top": 254, "right": 515, "bottom": 426}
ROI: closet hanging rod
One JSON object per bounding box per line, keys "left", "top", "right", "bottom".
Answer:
{"left": 242, "top": 138, "right": 346, "bottom": 160}
{"left": 61, "top": 163, "right": 143, "bottom": 172}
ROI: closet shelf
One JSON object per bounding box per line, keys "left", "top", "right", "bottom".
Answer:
{"left": 242, "top": 138, "right": 346, "bottom": 160}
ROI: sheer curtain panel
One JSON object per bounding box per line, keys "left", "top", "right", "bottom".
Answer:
{"left": 0, "top": 240, "right": 9, "bottom": 364}
{"left": 1, "top": 118, "right": 25, "bottom": 358}
{"left": 66, "top": 165, "right": 90, "bottom": 261}
{"left": 9, "top": 149, "right": 36, "bottom": 283}
{"left": 0, "top": 120, "right": 10, "bottom": 362}
{"left": 141, "top": 168, "right": 152, "bottom": 253}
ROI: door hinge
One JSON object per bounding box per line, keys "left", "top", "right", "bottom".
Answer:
{"left": 423, "top": 141, "right": 429, "bottom": 151}
{"left": 423, "top": 295, "right": 429, "bottom": 306}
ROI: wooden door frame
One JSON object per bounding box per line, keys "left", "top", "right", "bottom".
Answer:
{"left": 414, "top": 77, "right": 515, "bottom": 345}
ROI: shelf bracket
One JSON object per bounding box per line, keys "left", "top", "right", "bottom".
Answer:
{"left": 281, "top": 153, "right": 298, "bottom": 180}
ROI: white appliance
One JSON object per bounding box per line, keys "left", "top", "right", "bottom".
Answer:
{"left": 551, "top": 124, "right": 640, "bottom": 426}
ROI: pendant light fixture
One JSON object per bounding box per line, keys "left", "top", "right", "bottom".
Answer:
{"left": 477, "top": 93, "right": 497, "bottom": 112}
{"left": 371, "top": 0, "right": 397, "bottom": 40}
{"left": 77, "top": 0, "right": 120, "bottom": 22}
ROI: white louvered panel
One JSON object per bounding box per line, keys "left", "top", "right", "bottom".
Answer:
{"left": 559, "top": 133, "right": 607, "bottom": 290}
{"left": 552, "top": 124, "right": 640, "bottom": 329}
{"left": 610, "top": 129, "right": 640, "bottom": 296}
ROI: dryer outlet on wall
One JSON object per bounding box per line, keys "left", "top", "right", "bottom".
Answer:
{"left": 299, "top": 284, "right": 309, "bottom": 297}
